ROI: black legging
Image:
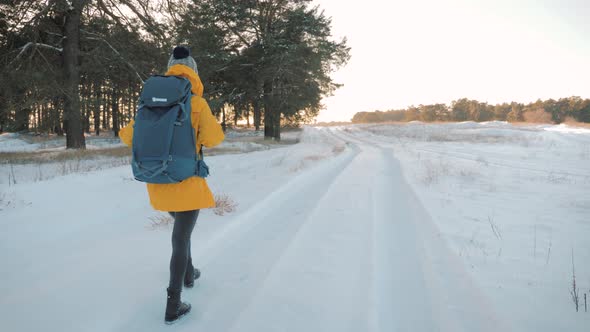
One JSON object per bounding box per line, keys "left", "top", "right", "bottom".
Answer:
{"left": 168, "top": 210, "right": 199, "bottom": 292}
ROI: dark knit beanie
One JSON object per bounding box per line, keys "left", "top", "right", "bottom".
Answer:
{"left": 167, "top": 46, "right": 198, "bottom": 74}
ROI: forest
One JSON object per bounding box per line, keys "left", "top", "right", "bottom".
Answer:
{"left": 0, "top": 0, "right": 350, "bottom": 148}
{"left": 351, "top": 97, "right": 590, "bottom": 124}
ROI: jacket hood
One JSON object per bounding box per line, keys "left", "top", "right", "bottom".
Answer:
{"left": 165, "top": 64, "right": 204, "bottom": 97}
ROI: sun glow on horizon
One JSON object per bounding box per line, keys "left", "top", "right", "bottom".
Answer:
{"left": 314, "top": 0, "right": 590, "bottom": 122}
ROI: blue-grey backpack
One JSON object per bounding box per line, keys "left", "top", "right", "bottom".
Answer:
{"left": 131, "top": 75, "right": 209, "bottom": 184}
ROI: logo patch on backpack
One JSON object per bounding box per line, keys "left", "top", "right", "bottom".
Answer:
{"left": 152, "top": 97, "right": 168, "bottom": 103}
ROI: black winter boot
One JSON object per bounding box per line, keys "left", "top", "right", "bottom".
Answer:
{"left": 165, "top": 287, "right": 191, "bottom": 324}
{"left": 184, "top": 267, "right": 201, "bottom": 288}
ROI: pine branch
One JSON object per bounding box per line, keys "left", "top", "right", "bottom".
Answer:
{"left": 114, "top": 0, "right": 167, "bottom": 41}
{"left": 220, "top": 20, "right": 252, "bottom": 47}
{"left": 11, "top": 42, "right": 63, "bottom": 66}
{"left": 81, "top": 33, "right": 145, "bottom": 85}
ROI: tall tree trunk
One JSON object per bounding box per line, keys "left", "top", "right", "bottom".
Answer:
{"left": 112, "top": 88, "right": 119, "bottom": 137}
{"left": 263, "top": 107, "right": 274, "bottom": 139}
{"left": 253, "top": 99, "right": 261, "bottom": 131}
{"left": 102, "top": 85, "right": 108, "bottom": 131}
{"left": 263, "top": 81, "right": 274, "bottom": 139}
{"left": 273, "top": 109, "right": 281, "bottom": 141}
{"left": 221, "top": 105, "right": 227, "bottom": 131}
{"left": 273, "top": 82, "right": 283, "bottom": 141}
{"left": 132, "top": 84, "right": 137, "bottom": 119}
{"left": 246, "top": 104, "right": 250, "bottom": 128}
{"left": 93, "top": 82, "right": 101, "bottom": 136}
{"left": 35, "top": 103, "right": 40, "bottom": 133}
{"left": 82, "top": 82, "right": 90, "bottom": 133}
{"left": 126, "top": 84, "right": 132, "bottom": 125}
{"left": 62, "top": 0, "right": 86, "bottom": 149}
{"left": 43, "top": 102, "right": 49, "bottom": 133}
{"left": 0, "top": 89, "right": 5, "bottom": 134}
{"left": 41, "top": 102, "right": 46, "bottom": 132}
{"left": 0, "top": 92, "right": 5, "bottom": 134}
{"left": 52, "top": 97, "right": 64, "bottom": 136}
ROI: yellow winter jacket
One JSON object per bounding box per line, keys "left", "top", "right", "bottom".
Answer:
{"left": 119, "top": 64, "right": 225, "bottom": 212}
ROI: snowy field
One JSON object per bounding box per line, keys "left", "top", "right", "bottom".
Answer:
{"left": 0, "top": 129, "right": 300, "bottom": 185}
{"left": 0, "top": 122, "right": 589, "bottom": 331}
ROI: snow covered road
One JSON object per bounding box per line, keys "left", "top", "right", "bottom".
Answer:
{"left": 174, "top": 128, "right": 505, "bottom": 332}
{"left": 1, "top": 124, "right": 588, "bottom": 331}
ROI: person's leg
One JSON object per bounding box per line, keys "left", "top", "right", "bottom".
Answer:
{"left": 168, "top": 210, "right": 198, "bottom": 292}
{"left": 184, "top": 210, "right": 200, "bottom": 283}
{"left": 186, "top": 239, "right": 192, "bottom": 273}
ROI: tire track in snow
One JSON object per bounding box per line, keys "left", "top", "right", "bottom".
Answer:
{"left": 337, "top": 127, "right": 512, "bottom": 331}
{"left": 220, "top": 130, "right": 463, "bottom": 332}
{"left": 225, "top": 136, "right": 383, "bottom": 332}
{"left": 181, "top": 130, "right": 361, "bottom": 331}
{"left": 331, "top": 128, "right": 443, "bottom": 331}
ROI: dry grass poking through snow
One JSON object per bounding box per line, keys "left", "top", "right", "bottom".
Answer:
{"left": 417, "top": 156, "right": 484, "bottom": 186}
{"left": 147, "top": 214, "right": 174, "bottom": 229}
{"left": 420, "top": 159, "right": 451, "bottom": 185}
{"left": 214, "top": 193, "right": 238, "bottom": 216}
{"left": 147, "top": 194, "right": 238, "bottom": 228}
{"left": 332, "top": 144, "right": 345, "bottom": 154}
{"left": 0, "top": 146, "right": 131, "bottom": 164}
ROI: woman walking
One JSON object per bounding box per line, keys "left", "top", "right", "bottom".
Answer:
{"left": 119, "top": 46, "right": 224, "bottom": 324}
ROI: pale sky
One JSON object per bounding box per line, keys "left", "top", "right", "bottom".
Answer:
{"left": 314, "top": 0, "right": 590, "bottom": 122}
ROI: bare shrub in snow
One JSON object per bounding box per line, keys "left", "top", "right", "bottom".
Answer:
{"left": 5, "top": 156, "right": 132, "bottom": 185}
{"left": 476, "top": 155, "right": 489, "bottom": 167}
{"left": 289, "top": 154, "right": 329, "bottom": 173}
{"left": 289, "top": 161, "right": 305, "bottom": 173}
{"left": 59, "top": 159, "right": 83, "bottom": 175}
{"left": 545, "top": 234, "right": 552, "bottom": 265}
{"left": 420, "top": 159, "right": 450, "bottom": 185}
{"left": 456, "top": 167, "right": 480, "bottom": 182}
{"left": 304, "top": 155, "right": 325, "bottom": 162}
{"left": 427, "top": 133, "right": 455, "bottom": 142}
{"left": 8, "top": 164, "right": 17, "bottom": 186}
{"left": 0, "top": 146, "right": 131, "bottom": 164}
{"left": 547, "top": 172, "right": 571, "bottom": 184}
{"left": 421, "top": 161, "right": 439, "bottom": 185}
{"left": 214, "top": 194, "right": 238, "bottom": 216}
{"left": 487, "top": 216, "right": 502, "bottom": 240}
{"left": 33, "top": 162, "right": 45, "bottom": 182}
{"left": 148, "top": 214, "right": 174, "bottom": 229}
{"left": 332, "top": 145, "right": 345, "bottom": 154}
{"left": 570, "top": 249, "right": 580, "bottom": 312}
{"left": 271, "top": 154, "right": 287, "bottom": 167}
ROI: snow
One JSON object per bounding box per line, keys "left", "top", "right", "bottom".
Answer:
{"left": 0, "top": 133, "right": 124, "bottom": 152}
{"left": 0, "top": 129, "right": 303, "bottom": 186}
{"left": 1, "top": 122, "right": 589, "bottom": 331}
{"left": 343, "top": 122, "right": 590, "bottom": 331}
{"left": 542, "top": 123, "right": 590, "bottom": 135}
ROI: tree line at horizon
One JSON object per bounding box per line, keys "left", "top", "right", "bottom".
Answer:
{"left": 0, "top": 0, "right": 349, "bottom": 148}
{"left": 351, "top": 97, "right": 590, "bottom": 124}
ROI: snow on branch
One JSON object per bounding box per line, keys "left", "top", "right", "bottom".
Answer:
{"left": 12, "top": 42, "right": 62, "bottom": 64}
